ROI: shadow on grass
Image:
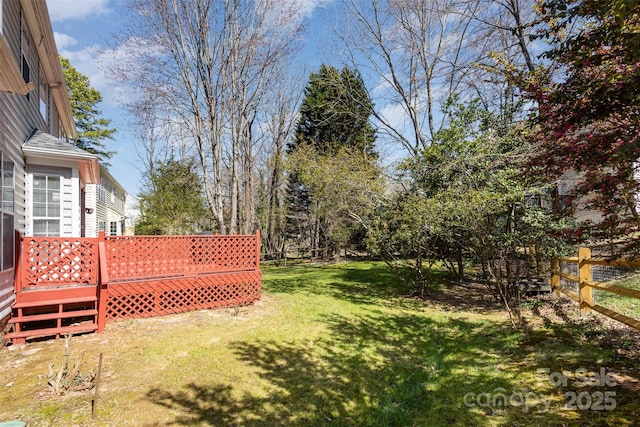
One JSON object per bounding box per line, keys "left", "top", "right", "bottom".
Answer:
{"left": 145, "top": 314, "right": 640, "bottom": 426}
{"left": 146, "top": 312, "right": 520, "bottom": 426}
{"left": 263, "top": 262, "right": 453, "bottom": 308}
{"left": 145, "top": 262, "right": 640, "bottom": 426}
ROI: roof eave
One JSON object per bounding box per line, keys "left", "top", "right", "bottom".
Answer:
{"left": 23, "top": 146, "right": 100, "bottom": 185}
{"left": 22, "top": 145, "right": 98, "bottom": 161}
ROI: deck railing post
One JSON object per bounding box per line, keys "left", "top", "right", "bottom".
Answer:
{"left": 578, "top": 247, "right": 593, "bottom": 316}
{"left": 97, "top": 230, "right": 108, "bottom": 333}
{"left": 550, "top": 258, "right": 560, "bottom": 297}
{"left": 255, "top": 230, "right": 261, "bottom": 271}
{"left": 14, "top": 230, "right": 23, "bottom": 294}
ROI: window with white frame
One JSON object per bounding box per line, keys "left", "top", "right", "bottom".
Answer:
{"left": 0, "top": 153, "right": 15, "bottom": 270}
{"left": 110, "top": 221, "right": 118, "bottom": 236}
{"left": 98, "top": 177, "right": 106, "bottom": 203}
{"left": 33, "top": 175, "right": 61, "bottom": 236}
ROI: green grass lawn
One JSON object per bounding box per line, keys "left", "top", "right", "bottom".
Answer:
{"left": 0, "top": 261, "right": 638, "bottom": 426}
{"left": 593, "top": 272, "right": 640, "bottom": 319}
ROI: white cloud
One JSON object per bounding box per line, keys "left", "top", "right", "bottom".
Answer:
{"left": 46, "top": 0, "right": 111, "bottom": 22}
{"left": 378, "top": 102, "right": 410, "bottom": 136}
{"left": 294, "top": 0, "right": 334, "bottom": 17}
{"left": 60, "top": 37, "right": 161, "bottom": 109}
{"left": 58, "top": 44, "right": 116, "bottom": 103}
{"left": 53, "top": 32, "right": 77, "bottom": 50}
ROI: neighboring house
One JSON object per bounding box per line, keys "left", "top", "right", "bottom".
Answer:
{"left": 555, "top": 171, "right": 601, "bottom": 223}
{"left": 124, "top": 193, "right": 140, "bottom": 236}
{"left": 84, "top": 165, "right": 127, "bottom": 237}
{"left": 553, "top": 170, "right": 624, "bottom": 224}
{"left": 0, "top": 0, "right": 126, "bottom": 321}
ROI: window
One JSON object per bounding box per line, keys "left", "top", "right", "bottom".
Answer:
{"left": 33, "top": 175, "right": 61, "bottom": 236}
{"left": 98, "top": 178, "right": 106, "bottom": 203}
{"left": 39, "top": 66, "right": 48, "bottom": 123}
{"left": 110, "top": 221, "right": 118, "bottom": 236}
{"left": 0, "top": 153, "right": 15, "bottom": 270}
{"left": 22, "top": 55, "right": 30, "bottom": 100}
{"left": 99, "top": 221, "right": 106, "bottom": 232}
{"left": 20, "top": 12, "right": 31, "bottom": 101}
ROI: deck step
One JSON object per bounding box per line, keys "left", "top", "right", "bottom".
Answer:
{"left": 8, "top": 309, "right": 98, "bottom": 324}
{"left": 5, "top": 323, "right": 98, "bottom": 340}
{"left": 9, "top": 293, "right": 99, "bottom": 344}
{"left": 12, "top": 296, "right": 97, "bottom": 309}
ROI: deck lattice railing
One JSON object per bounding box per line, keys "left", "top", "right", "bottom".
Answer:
{"left": 103, "top": 234, "right": 259, "bottom": 281}
{"left": 14, "top": 231, "right": 262, "bottom": 335}
{"left": 18, "top": 236, "right": 99, "bottom": 292}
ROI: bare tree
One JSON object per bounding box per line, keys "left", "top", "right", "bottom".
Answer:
{"left": 339, "top": 0, "right": 542, "bottom": 159}
{"left": 111, "top": 0, "right": 304, "bottom": 234}
{"left": 341, "top": 0, "right": 478, "bottom": 158}
{"left": 256, "top": 72, "right": 305, "bottom": 257}
{"left": 462, "top": 0, "right": 541, "bottom": 126}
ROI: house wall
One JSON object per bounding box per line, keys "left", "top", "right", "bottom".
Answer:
{"left": 124, "top": 194, "right": 139, "bottom": 235}
{"left": 85, "top": 182, "right": 98, "bottom": 237}
{"left": 0, "top": 0, "right": 66, "bottom": 319}
{"left": 83, "top": 173, "right": 127, "bottom": 238}
{"left": 94, "top": 170, "right": 127, "bottom": 236}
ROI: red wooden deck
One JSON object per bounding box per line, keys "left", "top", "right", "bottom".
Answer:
{"left": 6, "top": 231, "right": 262, "bottom": 344}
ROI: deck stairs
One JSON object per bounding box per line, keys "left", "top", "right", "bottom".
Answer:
{"left": 5, "top": 285, "right": 98, "bottom": 345}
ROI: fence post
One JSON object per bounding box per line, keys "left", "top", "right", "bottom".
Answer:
{"left": 550, "top": 258, "right": 560, "bottom": 297}
{"left": 578, "top": 246, "right": 593, "bottom": 316}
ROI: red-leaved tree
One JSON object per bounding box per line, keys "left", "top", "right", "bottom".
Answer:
{"left": 523, "top": 0, "right": 640, "bottom": 252}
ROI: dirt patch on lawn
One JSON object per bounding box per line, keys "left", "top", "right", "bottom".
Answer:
{"left": 523, "top": 292, "right": 640, "bottom": 357}
{"left": 423, "top": 279, "right": 504, "bottom": 313}
{"left": 426, "top": 278, "right": 640, "bottom": 359}
{"left": 428, "top": 279, "right": 640, "bottom": 397}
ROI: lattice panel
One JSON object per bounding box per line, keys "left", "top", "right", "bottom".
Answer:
{"left": 104, "top": 235, "right": 258, "bottom": 281}
{"left": 23, "top": 237, "right": 99, "bottom": 287}
{"left": 105, "top": 271, "right": 262, "bottom": 321}
{"left": 193, "top": 235, "right": 257, "bottom": 271}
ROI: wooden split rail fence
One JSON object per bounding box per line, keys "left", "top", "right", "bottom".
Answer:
{"left": 6, "top": 231, "right": 262, "bottom": 344}
{"left": 551, "top": 247, "right": 640, "bottom": 331}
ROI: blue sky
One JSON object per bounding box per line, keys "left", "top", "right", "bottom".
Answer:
{"left": 48, "top": 0, "right": 144, "bottom": 196}
{"left": 46, "top": 0, "right": 336, "bottom": 198}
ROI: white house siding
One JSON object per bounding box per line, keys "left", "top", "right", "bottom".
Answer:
{"left": 0, "top": 110, "right": 28, "bottom": 320}
{"left": 3, "top": 0, "right": 54, "bottom": 136}
{"left": 124, "top": 194, "right": 139, "bottom": 235}
{"left": 84, "top": 182, "right": 98, "bottom": 237}
{"left": 0, "top": 0, "right": 47, "bottom": 319}
{"left": 2, "top": 0, "right": 20, "bottom": 63}
{"left": 555, "top": 167, "right": 640, "bottom": 225}
{"left": 0, "top": 270, "right": 12, "bottom": 321}
{"left": 557, "top": 170, "right": 604, "bottom": 224}
{"left": 0, "top": 0, "right": 95, "bottom": 323}
{"left": 94, "top": 168, "right": 127, "bottom": 236}
{"left": 81, "top": 170, "right": 127, "bottom": 238}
